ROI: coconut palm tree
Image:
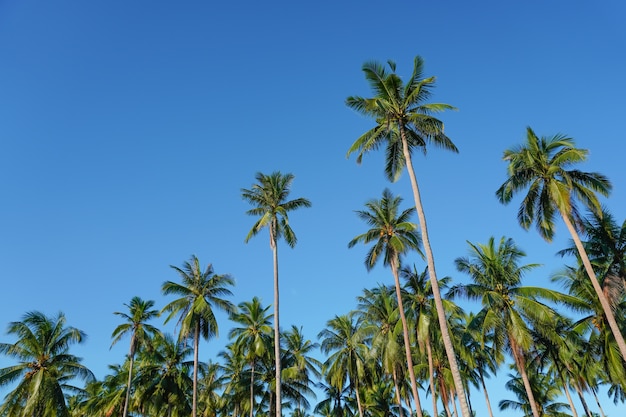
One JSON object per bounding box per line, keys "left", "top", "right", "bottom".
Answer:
{"left": 495, "top": 127, "right": 626, "bottom": 361}
{"left": 451, "top": 236, "right": 570, "bottom": 417}
{"left": 345, "top": 56, "right": 469, "bottom": 417}
{"left": 499, "top": 371, "right": 571, "bottom": 417}
{"left": 111, "top": 296, "right": 160, "bottom": 417}
{"left": 318, "top": 313, "right": 370, "bottom": 417}
{"left": 242, "top": 171, "right": 311, "bottom": 417}
{"left": 0, "top": 311, "right": 94, "bottom": 417}
{"left": 348, "top": 188, "right": 425, "bottom": 417}
{"left": 356, "top": 285, "right": 407, "bottom": 417}
{"left": 162, "top": 255, "right": 235, "bottom": 417}
{"left": 134, "top": 332, "right": 194, "bottom": 417}
{"left": 229, "top": 297, "right": 273, "bottom": 417}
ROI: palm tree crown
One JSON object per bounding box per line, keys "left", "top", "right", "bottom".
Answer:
{"left": 348, "top": 188, "right": 421, "bottom": 269}
{"left": 496, "top": 127, "right": 611, "bottom": 241}
{"left": 162, "top": 255, "right": 235, "bottom": 417}
{"left": 242, "top": 171, "right": 312, "bottom": 249}
{"left": 0, "top": 311, "right": 94, "bottom": 417}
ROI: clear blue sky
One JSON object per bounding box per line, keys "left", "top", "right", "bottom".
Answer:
{"left": 1, "top": 1, "right": 625, "bottom": 416}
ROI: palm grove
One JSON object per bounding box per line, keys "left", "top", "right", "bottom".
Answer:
{"left": 2, "top": 56, "right": 626, "bottom": 417}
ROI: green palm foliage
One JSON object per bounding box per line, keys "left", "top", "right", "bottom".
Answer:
{"left": 162, "top": 255, "right": 235, "bottom": 417}
{"left": 452, "top": 236, "right": 569, "bottom": 417}
{"left": 401, "top": 265, "right": 460, "bottom": 417}
{"left": 134, "top": 332, "right": 194, "bottom": 416}
{"left": 558, "top": 208, "right": 626, "bottom": 309}
{"left": 242, "top": 171, "right": 311, "bottom": 417}
{"left": 0, "top": 311, "right": 94, "bottom": 417}
{"left": 356, "top": 285, "right": 406, "bottom": 417}
{"left": 229, "top": 297, "right": 273, "bottom": 417}
{"left": 499, "top": 372, "right": 570, "bottom": 417}
{"left": 349, "top": 188, "right": 425, "bottom": 417}
{"left": 319, "top": 313, "right": 370, "bottom": 417}
{"left": 346, "top": 55, "right": 469, "bottom": 417}
{"left": 495, "top": 127, "right": 626, "bottom": 362}
{"left": 111, "top": 296, "right": 160, "bottom": 417}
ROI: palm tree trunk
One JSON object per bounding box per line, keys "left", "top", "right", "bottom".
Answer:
{"left": 591, "top": 385, "right": 607, "bottom": 417}
{"left": 122, "top": 336, "right": 136, "bottom": 417}
{"left": 425, "top": 336, "right": 438, "bottom": 417}
{"left": 450, "top": 387, "right": 458, "bottom": 417}
{"left": 271, "top": 232, "right": 282, "bottom": 417}
{"left": 479, "top": 371, "right": 495, "bottom": 417}
{"left": 354, "top": 380, "right": 364, "bottom": 417}
{"left": 250, "top": 360, "right": 256, "bottom": 417}
{"left": 562, "top": 380, "right": 578, "bottom": 417}
{"left": 509, "top": 338, "right": 541, "bottom": 417}
{"left": 390, "top": 259, "right": 424, "bottom": 417}
{"left": 399, "top": 125, "right": 470, "bottom": 417}
{"left": 392, "top": 367, "right": 404, "bottom": 417}
{"left": 560, "top": 212, "right": 626, "bottom": 361}
{"left": 193, "top": 322, "right": 200, "bottom": 417}
{"left": 572, "top": 382, "right": 593, "bottom": 417}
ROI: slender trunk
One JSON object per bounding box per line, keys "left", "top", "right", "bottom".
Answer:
{"left": 398, "top": 125, "right": 470, "bottom": 417}
{"left": 122, "top": 336, "right": 136, "bottom": 417}
{"left": 390, "top": 259, "right": 423, "bottom": 417}
{"left": 572, "top": 381, "right": 593, "bottom": 417}
{"left": 193, "top": 322, "right": 200, "bottom": 417}
{"left": 509, "top": 338, "right": 541, "bottom": 417}
{"left": 479, "top": 370, "right": 495, "bottom": 417}
{"left": 250, "top": 360, "right": 256, "bottom": 417}
{"left": 450, "top": 387, "right": 458, "bottom": 417}
{"left": 354, "top": 379, "right": 364, "bottom": 417}
{"left": 425, "top": 336, "right": 438, "bottom": 417}
{"left": 562, "top": 380, "right": 578, "bottom": 417}
{"left": 271, "top": 231, "right": 282, "bottom": 417}
{"left": 591, "top": 386, "right": 607, "bottom": 417}
{"left": 392, "top": 367, "right": 405, "bottom": 417}
{"left": 560, "top": 212, "right": 626, "bottom": 360}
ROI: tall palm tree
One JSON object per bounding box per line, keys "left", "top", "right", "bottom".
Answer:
{"left": 229, "top": 297, "right": 273, "bottom": 417}
{"left": 111, "top": 296, "right": 160, "bottom": 417}
{"left": 0, "top": 311, "right": 94, "bottom": 417}
{"left": 242, "top": 171, "right": 311, "bottom": 417}
{"left": 495, "top": 127, "right": 626, "bottom": 361}
{"left": 356, "top": 285, "right": 407, "bottom": 417}
{"left": 345, "top": 56, "right": 470, "bottom": 417}
{"left": 451, "top": 236, "right": 569, "bottom": 417}
{"left": 162, "top": 255, "right": 236, "bottom": 417}
{"left": 318, "top": 313, "right": 370, "bottom": 417}
{"left": 348, "top": 188, "right": 424, "bottom": 417}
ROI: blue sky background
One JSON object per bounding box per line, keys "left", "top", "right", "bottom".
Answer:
{"left": 1, "top": 1, "right": 626, "bottom": 416}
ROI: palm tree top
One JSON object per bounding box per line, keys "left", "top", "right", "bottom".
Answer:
{"left": 161, "top": 255, "right": 235, "bottom": 341}
{"left": 348, "top": 188, "right": 422, "bottom": 270}
{"left": 241, "top": 171, "right": 311, "bottom": 248}
{"left": 496, "top": 127, "right": 611, "bottom": 241}
{"left": 346, "top": 56, "right": 458, "bottom": 182}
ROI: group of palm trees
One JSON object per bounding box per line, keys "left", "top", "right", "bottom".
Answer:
{"left": 2, "top": 55, "right": 626, "bottom": 417}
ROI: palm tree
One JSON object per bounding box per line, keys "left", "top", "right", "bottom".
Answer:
{"left": 495, "top": 127, "right": 626, "bottom": 361}
{"left": 242, "top": 171, "right": 311, "bottom": 417}
{"left": 229, "top": 297, "right": 273, "bottom": 417}
{"left": 162, "top": 255, "right": 236, "bottom": 417}
{"left": 134, "top": 332, "right": 194, "bottom": 417}
{"left": 356, "top": 285, "right": 407, "bottom": 417}
{"left": 0, "top": 311, "right": 94, "bottom": 417}
{"left": 499, "top": 371, "right": 571, "bottom": 417}
{"left": 345, "top": 56, "right": 470, "bottom": 417}
{"left": 348, "top": 188, "right": 425, "bottom": 417}
{"left": 451, "top": 236, "right": 569, "bottom": 417}
{"left": 111, "top": 296, "right": 160, "bottom": 417}
{"left": 318, "top": 313, "right": 370, "bottom": 417}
